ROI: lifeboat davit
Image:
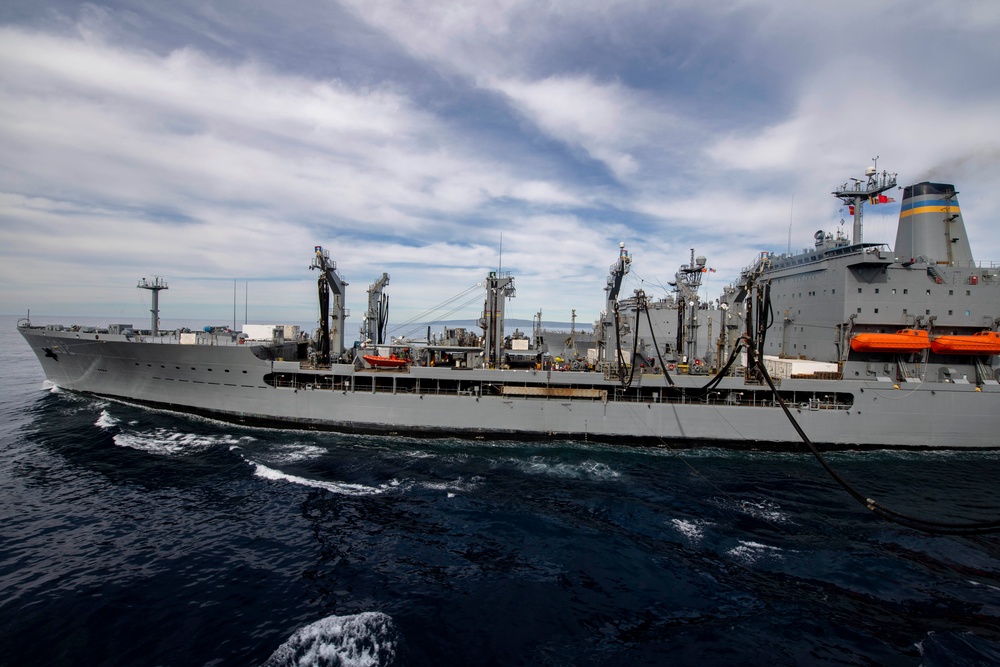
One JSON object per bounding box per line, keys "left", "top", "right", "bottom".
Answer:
{"left": 850, "top": 329, "right": 930, "bottom": 353}
{"left": 930, "top": 331, "right": 1000, "bottom": 355}
{"left": 363, "top": 354, "right": 408, "bottom": 368}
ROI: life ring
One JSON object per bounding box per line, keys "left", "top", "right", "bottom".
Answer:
{"left": 667, "top": 363, "right": 675, "bottom": 371}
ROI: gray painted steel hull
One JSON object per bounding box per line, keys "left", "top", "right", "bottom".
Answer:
{"left": 20, "top": 326, "right": 1000, "bottom": 449}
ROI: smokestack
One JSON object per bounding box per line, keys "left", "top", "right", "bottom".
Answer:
{"left": 893, "top": 182, "right": 973, "bottom": 266}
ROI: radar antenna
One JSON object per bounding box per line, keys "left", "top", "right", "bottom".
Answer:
{"left": 832, "top": 158, "right": 897, "bottom": 244}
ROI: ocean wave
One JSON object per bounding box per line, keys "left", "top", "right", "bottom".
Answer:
{"left": 830, "top": 448, "right": 1000, "bottom": 463}
{"left": 509, "top": 456, "right": 621, "bottom": 480}
{"left": 710, "top": 496, "right": 790, "bottom": 524}
{"left": 398, "top": 449, "right": 439, "bottom": 460}
{"left": 248, "top": 460, "right": 402, "bottom": 497}
{"left": 113, "top": 429, "right": 254, "bottom": 456}
{"left": 419, "top": 475, "right": 484, "bottom": 495}
{"left": 738, "top": 498, "right": 789, "bottom": 523}
{"left": 262, "top": 611, "right": 397, "bottom": 667}
{"left": 261, "top": 442, "right": 329, "bottom": 464}
{"left": 726, "top": 540, "right": 785, "bottom": 566}
{"left": 95, "top": 409, "right": 119, "bottom": 429}
{"left": 967, "top": 579, "right": 1000, "bottom": 593}
{"left": 671, "top": 518, "right": 710, "bottom": 542}
{"left": 916, "top": 631, "right": 1000, "bottom": 666}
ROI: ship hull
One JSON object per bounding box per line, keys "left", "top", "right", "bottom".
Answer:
{"left": 21, "top": 326, "right": 1000, "bottom": 450}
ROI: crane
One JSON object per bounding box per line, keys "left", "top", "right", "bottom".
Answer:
{"left": 310, "top": 246, "right": 348, "bottom": 365}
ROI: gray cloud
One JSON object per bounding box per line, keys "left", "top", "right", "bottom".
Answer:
{"left": 2, "top": 1, "right": 1000, "bottom": 328}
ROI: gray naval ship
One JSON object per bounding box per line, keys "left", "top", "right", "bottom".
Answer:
{"left": 18, "top": 166, "right": 1000, "bottom": 449}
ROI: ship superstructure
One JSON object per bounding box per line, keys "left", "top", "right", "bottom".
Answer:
{"left": 720, "top": 175, "right": 1000, "bottom": 388}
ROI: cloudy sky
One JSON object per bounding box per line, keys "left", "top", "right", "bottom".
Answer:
{"left": 2, "top": 1, "right": 999, "bottom": 333}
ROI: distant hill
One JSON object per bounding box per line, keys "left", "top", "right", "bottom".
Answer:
{"left": 384, "top": 318, "right": 590, "bottom": 339}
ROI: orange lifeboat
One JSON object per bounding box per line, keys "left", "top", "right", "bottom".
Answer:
{"left": 363, "top": 354, "right": 409, "bottom": 368}
{"left": 850, "top": 329, "right": 930, "bottom": 353}
{"left": 930, "top": 331, "right": 1000, "bottom": 355}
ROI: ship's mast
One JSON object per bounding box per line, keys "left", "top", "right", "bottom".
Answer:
{"left": 137, "top": 277, "right": 168, "bottom": 335}
{"left": 672, "top": 249, "right": 707, "bottom": 363}
{"left": 569, "top": 309, "right": 577, "bottom": 356}
{"left": 832, "top": 157, "right": 897, "bottom": 244}
{"left": 480, "top": 271, "right": 515, "bottom": 368}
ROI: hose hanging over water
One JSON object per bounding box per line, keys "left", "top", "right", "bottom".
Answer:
{"left": 642, "top": 300, "right": 675, "bottom": 387}
{"left": 745, "top": 277, "right": 1000, "bottom": 536}
{"left": 631, "top": 290, "right": 744, "bottom": 397}
{"left": 612, "top": 300, "right": 641, "bottom": 389}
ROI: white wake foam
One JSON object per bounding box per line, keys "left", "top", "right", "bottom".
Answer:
{"left": 113, "top": 429, "right": 254, "bottom": 456}
{"left": 726, "top": 540, "right": 785, "bottom": 565}
{"left": 738, "top": 499, "right": 789, "bottom": 523}
{"left": 419, "top": 475, "right": 484, "bottom": 495}
{"left": 250, "top": 461, "right": 401, "bottom": 497}
{"left": 513, "top": 456, "right": 621, "bottom": 480}
{"left": 262, "top": 611, "right": 397, "bottom": 667}
{"left": 95, "top": 409, "right": 119, "bottom": 429}
{"left": 671, "top": 518, "right": 709, "bottom": 542}
{"left": 264, "top": 442, "right": 329, "bottom": 464}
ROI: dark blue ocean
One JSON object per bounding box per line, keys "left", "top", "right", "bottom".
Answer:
{"left": 3, "top": 316, "right": 1000, "bottom": 666}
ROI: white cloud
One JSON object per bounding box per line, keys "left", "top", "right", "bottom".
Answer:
{"left": 487, "top": 75, "right": 650, "bottom": 179}
{"left": 3, "top": 1, "right": 1000, "bottom": 326}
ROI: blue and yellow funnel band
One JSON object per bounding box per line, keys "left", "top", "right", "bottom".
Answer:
{"left": 900, "top": 198, "right": 960, "bottom": 219}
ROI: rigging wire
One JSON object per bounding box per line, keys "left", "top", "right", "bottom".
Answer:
{"left": 628, "top": 269, "right": 672, "bottom": 299}
{"left": 394, "top": 291, "right": 485, "bottom": 341}
{"left": 389, "top": 282, "right": 483, "bottom": 340}
{"left": 393, "top": 282, "right": 482, "bottom": 328}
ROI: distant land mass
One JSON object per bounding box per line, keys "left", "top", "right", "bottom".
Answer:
{"left": 384, "top": 319, "right": 589, "bottom": 339}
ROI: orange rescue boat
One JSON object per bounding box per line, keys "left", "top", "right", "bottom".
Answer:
{"left": 363, "top": 354, "right": 409, "bottom": 368}
{"left": 850, "top": 329, "right": 930, "bottom": 353}
{"left": 930, "top": 331, "right": 1000, "bottom": 355}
